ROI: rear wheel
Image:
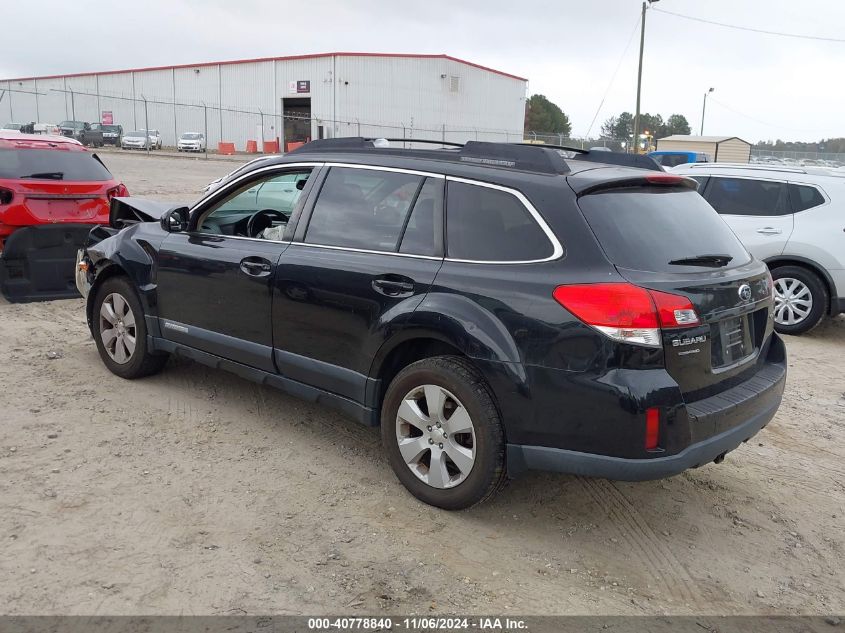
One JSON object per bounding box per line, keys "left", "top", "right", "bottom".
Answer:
{"left": 771, "top": 265, "right": 828, "bottom": 335}
{"left": 92, "top": 276, "right": 168, "bottom": 378}
{"left": 381, "top": 356, "right": 506, "bottom": 510}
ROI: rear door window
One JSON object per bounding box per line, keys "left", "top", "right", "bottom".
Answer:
{"left": 704, "top": 177, "right": 789, "bottom": 216}
{"left": 787, "top": 183, "right": 825, "bottom": 212}
{"left": 0, "top": 148, "right": 113, "bottom": 181}
{"left": 446, "top": 181, "right": 553, "bottom": 261}
{"left": 305, "top": 167, "right": 423, "bottom": 251}
{"left": 578, "top": 188, "right": 751, "bottom": 273}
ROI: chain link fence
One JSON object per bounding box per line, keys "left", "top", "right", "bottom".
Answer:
{"left": 1, "top": 86, "right": 627, "bottom": 156}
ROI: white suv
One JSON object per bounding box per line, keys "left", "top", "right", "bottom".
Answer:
{"left": 672, "top": 162, "right": 845, "bottom": 334}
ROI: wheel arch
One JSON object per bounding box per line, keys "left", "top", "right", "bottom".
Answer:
{"left": 764, "top": 255, "right": 836, "bottom": 315}
{"left": 85, "top": 261, "right": 130, "bottom": 334}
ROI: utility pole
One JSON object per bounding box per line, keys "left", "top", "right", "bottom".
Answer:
{"left": 700, "top": 87, "right": 715, "bottom": 135}
{"left": 633, "top": 0, "right": 658, "bottom": 154}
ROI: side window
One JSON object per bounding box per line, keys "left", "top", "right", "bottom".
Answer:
{"left": 446, "top": 181, "right": 553, "bottom": 262}
{"left": 199, "top": 169, "right": 311, "bottom": 238}
{"left": 705, "top": 177, "right": 789, "bottom": 216}
{"left": 305, "top": 167, "right": 422, "bottom": 251}
{"left": 788, "top": 183, "right": 825, "bottom": 212}
{"left": 399, "top": 178, "right": 443, "bottom": 257}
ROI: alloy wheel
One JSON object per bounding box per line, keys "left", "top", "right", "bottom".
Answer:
{"left": 99, "top": 292, "right": 137, "bottom": 364}
{"left": 395, "top": 384, "right": 476, "bottom": 489}
{"left": 773, "top": 277, "right": 813, "bottom": 326}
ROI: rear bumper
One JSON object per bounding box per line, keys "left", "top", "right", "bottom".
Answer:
{"left": 507, "top": 337, "right": 786, "bottom": 481}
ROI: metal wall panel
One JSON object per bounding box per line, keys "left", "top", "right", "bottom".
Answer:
{"left": 2, "top": 55, "right": 527, "bottom": 149}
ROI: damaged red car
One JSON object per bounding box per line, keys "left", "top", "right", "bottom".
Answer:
{"left": 0, "top": 131, "right": 128, "bottom": 301}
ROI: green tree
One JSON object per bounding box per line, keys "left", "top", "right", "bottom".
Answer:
{"left": 524, "top": 94, "right": 572, "bottom": 136}
{"left": 664, "top": 114, "right": 691, "bottom": 136}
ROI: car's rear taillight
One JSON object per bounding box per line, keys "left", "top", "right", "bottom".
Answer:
{"left": 107, "top": 183, "right": 129, "bottom": 199}
{"left": 0, "top": 187, "right": 13, "bottom": 205}
{"left": 552, "top": 282, "right": 700, "bottom": 347}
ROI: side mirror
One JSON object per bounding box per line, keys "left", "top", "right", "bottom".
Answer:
{"left": 161, "top": 207, "right": 190, "bottom": 233}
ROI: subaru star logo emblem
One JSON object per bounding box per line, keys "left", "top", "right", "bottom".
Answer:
{"left": 738, "top": 284, "right": 752, "bottom": 302}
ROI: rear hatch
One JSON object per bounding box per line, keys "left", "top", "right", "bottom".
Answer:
{"left": 0, "top": 145, "right": 115, "bottom": 226}
{"left": 573, "top": 173, "right": 774, "bottom": 400}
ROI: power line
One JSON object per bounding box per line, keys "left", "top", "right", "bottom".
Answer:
{"left": 584, "top": 13, "right": 641, "bottom": 138}
{"left": 707, "top": 97, "right": 821, "bottom": 135}
{"left": 652, "top": 7, "right": 845, "bottom": 43}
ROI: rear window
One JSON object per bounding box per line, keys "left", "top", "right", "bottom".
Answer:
{"left": 578, "top": 188, "right": 751, "bottom": 273}
{"left": 0, "top": 148, "right": 113, "bottom": 181}
{"left": 653, "top": 153, "right": 691, "bottom": 168}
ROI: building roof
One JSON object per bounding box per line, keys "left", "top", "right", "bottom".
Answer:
{"left": 2, "top": 52, "right": 527, "bottom": 83}
{"left": 658, "top": 135, "right": 751, "bottom": 145}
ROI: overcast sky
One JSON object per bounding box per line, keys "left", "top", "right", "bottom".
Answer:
{"left": 1, "top": 0, "right": 842, "bottom": 142}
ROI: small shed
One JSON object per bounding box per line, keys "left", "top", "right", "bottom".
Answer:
{"left": 655, "top": 135, "right": 752, "bottom": 163}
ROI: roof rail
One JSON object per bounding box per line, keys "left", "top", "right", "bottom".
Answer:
{"left": 291, "top": 137, "right": 572, "bottom": 175}
{"left": 290, "top": 137, "right": 662, "bottom": 173}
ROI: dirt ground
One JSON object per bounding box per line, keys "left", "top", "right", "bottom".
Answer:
{"left": 1, "top": 152, "right": 843, "bottom": 616}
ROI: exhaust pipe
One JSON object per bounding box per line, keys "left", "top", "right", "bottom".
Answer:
{"left": 713, "top": 452, "right": 726, "bottom": 464}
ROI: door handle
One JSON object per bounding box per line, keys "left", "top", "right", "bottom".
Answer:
{"left": 756, "top": 227, "right": 782, "bottom": 235}
{"left": 239, "top": 257, "right": 272, "bottom": 277}
{"left": 372, "top": 277, "right": 415, "bottom": 296}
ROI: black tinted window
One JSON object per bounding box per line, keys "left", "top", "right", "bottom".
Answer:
{"left": 446, "top": 182, "right": 553, "bottom": 261}
{"left": 578, "top": 188, "right": 751, "bottom": 273}
{"left": 705, "top": 177, "right": 789, "bottom": 216}
{"left": 0, "top": 148, "right": 112, "bottom": 181}
{"left": 306, "top": 167, "right": 422, "bottom": 251}
{"left": 788, "top": 184, "right": 825, "bottom": 212}
{"left": 399, "top": 178, "right": 442, "bottom": 256}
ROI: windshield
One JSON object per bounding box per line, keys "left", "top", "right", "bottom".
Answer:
{"left": 577, "top": 188, "right": 751, "bottom": 273}
{"left": 0, "top": 148, "right": 113, "bottom": 181}
{"left": 181, "top": 133, "right": 202, "bottom": 139}
{"left": 59, "top": 121, "right": 84, "bottom": 129}
{"left": 102, "top": 125, "right": 121, "bottom": 133}
{"left": 127, "top": 131, "right": 147, "bottom": 137}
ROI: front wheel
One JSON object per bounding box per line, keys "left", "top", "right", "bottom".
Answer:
{"left": 380, "top": 356, "right": 506, "bottom": 510}
{"left": 92, "top": 276, "right": 169, "bottom": 379}
{"left": 771, "top": 265, "right": 828, "bottom": 335}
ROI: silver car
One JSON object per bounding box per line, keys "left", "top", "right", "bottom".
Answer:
{"left": 672, "top": 161, "right": 845, "bottom": 334}
{"left": 177, "top": 132, "right": 206, "bottom": 152}
{"left": 121, "top": 130, "right": 150, "bottom": 150}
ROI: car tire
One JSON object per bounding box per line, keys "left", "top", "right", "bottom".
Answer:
{"left": 380, "top": 356, "right": 506, "bottom": 510}
{"left": 771, "top": 265, "right": 828, "bottom": 335}
{"left": 92, "top": 276, "right": 169, "bottom": 379}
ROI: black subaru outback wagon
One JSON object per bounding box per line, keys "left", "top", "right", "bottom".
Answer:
{"left": 76, "top": 139, "right": 786, "bottom": 509}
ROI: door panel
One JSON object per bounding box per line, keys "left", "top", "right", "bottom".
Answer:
{"left": 272, "top": 245, "right": 440, "bottom": 401}
{"left": 702, "top": 176, "right": 794, "bottom": 260}
{"left": 156, "top": 234, "right": 288, "bottom": 372}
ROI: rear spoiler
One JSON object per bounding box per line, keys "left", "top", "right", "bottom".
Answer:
{"left": 516, "top": 144, "right": 663, "bottom": 172}
{"left": 568, "top": 171, "right": 698, "bottom": 196}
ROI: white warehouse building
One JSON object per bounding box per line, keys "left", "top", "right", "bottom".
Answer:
{"left": 1, "top": 52, "right": 528, "bottom": 151}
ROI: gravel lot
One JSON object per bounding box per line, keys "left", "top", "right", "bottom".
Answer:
{"left": 1, "top": 152, "right": 843, "bottom": 615}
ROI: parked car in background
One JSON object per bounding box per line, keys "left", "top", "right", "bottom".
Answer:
{"left": 145, "top": 129, "right": 163, "bottom": 149}
{"left": 2, "top": 123, "right": 24, "bottom": 131}
{"left": 57, "top": 121, "right": 104, "bottom": 147}
{"left": 649, "top": 150, "right": 711, "bottom": 169}
{"left": 75, "top": 138, "right": 785, "bottom": 509}
{"left": 672, "top": 161, "right": 845, "bottom": 334}
{"left": 100, "top": 124, "right": 123, "bottom": 146}
{"left": 121, "top": 130, "right": 151, "bottom": 150}
{"left": 0, "top": 131, "right": 128, "bottom": 301}
{"left": 33, "top": 123, "right": 60, "bottom": 135}
{"left": 177, "top": 132, "right": 206, "bottom": 152}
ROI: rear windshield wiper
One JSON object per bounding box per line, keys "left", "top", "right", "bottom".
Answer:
{"left": 20, "top": 172, "right": 64, "bottom": 180}
{"left": 668, "top": 254, "right": 733, "bottom": 267}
